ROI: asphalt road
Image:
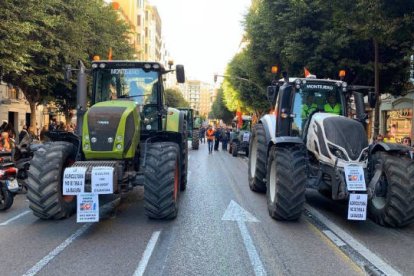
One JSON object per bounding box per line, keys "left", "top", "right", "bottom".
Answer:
{"left": 0, "top": 142, "right": 412, "bottom": 276}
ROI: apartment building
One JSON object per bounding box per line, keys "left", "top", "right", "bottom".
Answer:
{"left": 183, "top": 80, "right": 213, "bottom": 115}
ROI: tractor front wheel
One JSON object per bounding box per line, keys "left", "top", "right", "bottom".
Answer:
{"left": 232, "top": 142, "right": 238, "bottom": 157}
{"left": 266, "top": 145, "right": 306, "bottom": 221}
{"left": 368, "top": 151, "right": 414, "bottom": 227}
{"left": 0, "top": 186, "right": 13, "bottom": 211}
{"left": 26, "top": 142, "right": 76, "bottom": 219}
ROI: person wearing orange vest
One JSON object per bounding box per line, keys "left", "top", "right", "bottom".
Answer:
{"left": 324, "top": 94, "right": 342, "bottom": 115}
{"left": 206, "top": 125, "right": 215, "bottom": 154}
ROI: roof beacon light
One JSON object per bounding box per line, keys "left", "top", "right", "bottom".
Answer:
{"left": 271, "top": 66, "right": 278, "bottom": 74}
{"left": 339, "top": 70, "right": 346, "bottom": 78}
{"left": 93, "top": 55, "right": 100, "bottom": 61}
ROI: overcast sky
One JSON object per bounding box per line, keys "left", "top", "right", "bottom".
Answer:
{"left": 149, "top": 0, "right": 251, "bottom": 83}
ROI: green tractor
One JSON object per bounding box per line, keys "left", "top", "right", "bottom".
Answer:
{"left": 178, "top": 108, "right": 201, "bottom": 150}
{"left": 228, "top": 115, "right": 252, "bottom": 157}
{"left": 26, "top": 60, "right": 188, "bottom": 221}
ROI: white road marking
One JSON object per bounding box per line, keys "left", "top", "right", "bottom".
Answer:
{"left": 133, "top": 231, "right": 161, "bottom": 276}
{"left": 0, "top": 210, "right": 31, "bottom": 226}
{"left": 322, "top": 230, "right": 346, "bottom": 247}
{"left": 222, "top": 200, "right": 266, "bottom": 276}
{"left": 23, "top": 223, "right": 93, "bottom": 276}
{"left": 305, "top": 204, "right": 401, "bottom": 276}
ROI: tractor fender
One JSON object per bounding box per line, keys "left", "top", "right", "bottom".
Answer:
{"left": 259, "top": 114, "right": 276, "bottom": 145}
{"left": 166, "top": 107, "right": 184, "bottom": 133}
{"left": 370, "top": 142, "right": 411, "bottom": 155}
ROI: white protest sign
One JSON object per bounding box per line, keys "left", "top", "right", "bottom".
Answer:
{"left": 347, "top": 193, "right": 367, "bottom": 221}
{"left": 344, "top": 165, "right": 366, "bottom": 191}
{"left": 91, "top": 167, "right": 114, "bottom": 194}
{"left": 63, "top": 167, "right": 87, "bottom": 195}
{"left": 77, "top": 193, "right": 99, "bottom": 223}
{"left": 243, "top": 132, "right": 250, "bottom": 142}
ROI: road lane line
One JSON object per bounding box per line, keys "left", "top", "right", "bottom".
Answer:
{"left": 305, "top": 204, "right": 401, "bottom": 276}
{"left": 23, "top": 223, "right": 93, "bottom": 276}
{"left": 133, "top": 230, "right": 161, "bottom": 276}
{"left": 237, "top": 221, "right": 267, "bottom": 276}
{"left": 222, "top": 200, "right": 266, "bottom": 276}
{"left": 0, "top": 210, "right": 31, "bottom": 226}
{"left": 322, "top": 230, "right": 346, "bottom": 247}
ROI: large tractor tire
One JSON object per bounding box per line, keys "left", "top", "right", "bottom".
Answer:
{"left": 192, "top": 129, "right": 200, "bottom": 150}
{"left": 180, "top": 122, "right": 188, "bottom": 191}
{"left": 0, "top": 186, "right": 13, "bottom": 211}
{"left": 144, "top": 142, "right": 181, "bottom": 219}
{"left": 368, "top": 151, "right": 414, "bottom": 227}
{"left": 248, "top": 124, "right": 267, "bottom": 193}
{"left": 232, "top": 142, "right": 238, "bottom": 157}
{"left": 266, "top": 145, "right": 306, "bottom": 221}
{"left": 26, "top": 142, "right": 76, "bottom": 219}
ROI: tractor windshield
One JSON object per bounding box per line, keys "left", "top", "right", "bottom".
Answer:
{"left": 291, "top": 81, "right": 344, "bottom": 136}
{"left": 93, "top": 68, "right": 159, "bottom": 105}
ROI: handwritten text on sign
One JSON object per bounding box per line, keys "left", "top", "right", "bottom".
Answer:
{"left": 347, "top": 193, "right": 367, "bottom": 221}
{"left": 63, "top": 167, "right": 87, "bottom": 195}
{"left": 91, "top": 167, "right": 114, "bottom": 194}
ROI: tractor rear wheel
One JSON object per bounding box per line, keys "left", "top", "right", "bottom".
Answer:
{"left": 266, "top": 145, "right": 306, "bottom": 221}
{"left": 26, "top": 142, "right": 76, "bottom": 219}
{"left": 248, "top": 124, "right": 267, "bottom": 193}
{"left": 144, "top": 142, "right": 180, "bottom": 219}
{"left": 232, "top": 142, "right": 238, "bottom": 157}
{"left": 192, "top": 129, "right": 200, "bottom": 150}
{"left": 368, "top": 151, "right": 414, "bottom": 227}
{"left": 0, "top": 186, "right": 13, "bottom": 210}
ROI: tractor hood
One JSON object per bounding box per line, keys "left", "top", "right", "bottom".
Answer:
{"left": 82, "top": 100, "right": 140, "bottom": 159}
{"left": 322, "top": 116, "right": 368, "bottom": 160}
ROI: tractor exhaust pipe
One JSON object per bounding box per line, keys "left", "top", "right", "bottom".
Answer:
{"left": 76, "top": 60, "right": 87, "bottom": 136}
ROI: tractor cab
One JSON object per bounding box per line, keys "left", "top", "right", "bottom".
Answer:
{"left": 271, "top": 77, "right": 348, "bottom": 138}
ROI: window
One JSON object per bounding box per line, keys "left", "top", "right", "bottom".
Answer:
{"left": 145, "top": 27, "right": 148, "bottom": 37}
{"left": 137, "top": 15, "right": 141, "bottom": 26}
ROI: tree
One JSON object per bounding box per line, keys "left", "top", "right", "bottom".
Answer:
{"left": 165, "top": 88, "right": 189, "bottom": 108}
{"left": 209, "top": 88, "right": 234, "bottom": 124}
{"left": 0, "top": 0, "right": 134, "bottom": 129}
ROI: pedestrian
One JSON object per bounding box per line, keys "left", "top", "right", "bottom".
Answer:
{"left": 221, "top": 128, "right": 229, "bottom": 150}
{"left": 214, "top": 127, "right": 221, "bottom": 151}
{"left": 199, "top": 126, "right": 206, "bottom": 144}
{"left": 373, "top": 134, "right": 384, "bottom": 144}
{"left": 19, "top": 125, "right": 29, "bottom": 144}
{"left": 402, "top": 136, "right": 412, "bottom": 147}
{"left": 40, "top": 125, "right": 49, "bottom": 142}
{"left": 0, "top": 131, "right": 14, "bottom": 152}
{"left": 206, "top": 125, "right": 215, "bottom": 154}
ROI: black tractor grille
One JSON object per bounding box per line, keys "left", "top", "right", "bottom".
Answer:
{"left": 88, "top": 107, "right": 126, "bottom": 151}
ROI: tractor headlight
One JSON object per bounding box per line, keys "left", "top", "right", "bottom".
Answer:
{"left": 91, "top": 137, "right": 97, "bottom": 143}
{"left": 328, "top": 144, "right": 349, "bottom": 161}
{"left": 116, "top": 135, "right": 123, "bottom": 142}
{"left": 116, "top": 143, "right": 123, "bottom": 150}
{"left": 84, "top": 143, "right": 90, "bottom": 150}
{"left": 108, "top": 137, "right": 113, "bottom": 143}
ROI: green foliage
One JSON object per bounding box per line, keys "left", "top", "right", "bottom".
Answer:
{"left": 209, "top": 88, "right": 234, "bottom": 124}
{"left": 165, "top": 88, "right": 189, "bottom": 108}
{"left": 229, "top": 0, "right": 414, "bottom": 107}
{"left": 0, "top": 0, "right": 134, "bottom": 127}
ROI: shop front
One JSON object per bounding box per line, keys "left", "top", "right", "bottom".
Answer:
{"left": 379, "top": 91, "right": 414, "bottom": 143}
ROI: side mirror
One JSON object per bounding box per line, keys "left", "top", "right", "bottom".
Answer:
{"left": 368, "top": 90, "right": 376, "bottom": 108}
{"left": 64, "top": 64, "right": 72, "bottom": 82}
{"left": 353, "top": 92, "right": 366, "bottom": 122}
{"left": 176, "top": 65, "right": 185, "bottom": 83}
{"left": 267, "top": 85, "right": 279, "bottom": 105}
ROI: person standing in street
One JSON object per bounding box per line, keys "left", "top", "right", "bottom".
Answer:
{"left": 206, "top": 125, "right": 215, "bottom": 154}
{"left": 199, "top": 126, "right": 206, "bottom": 144}
{"left": 214, "top": 127, "right": 221, "bottom": 151}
